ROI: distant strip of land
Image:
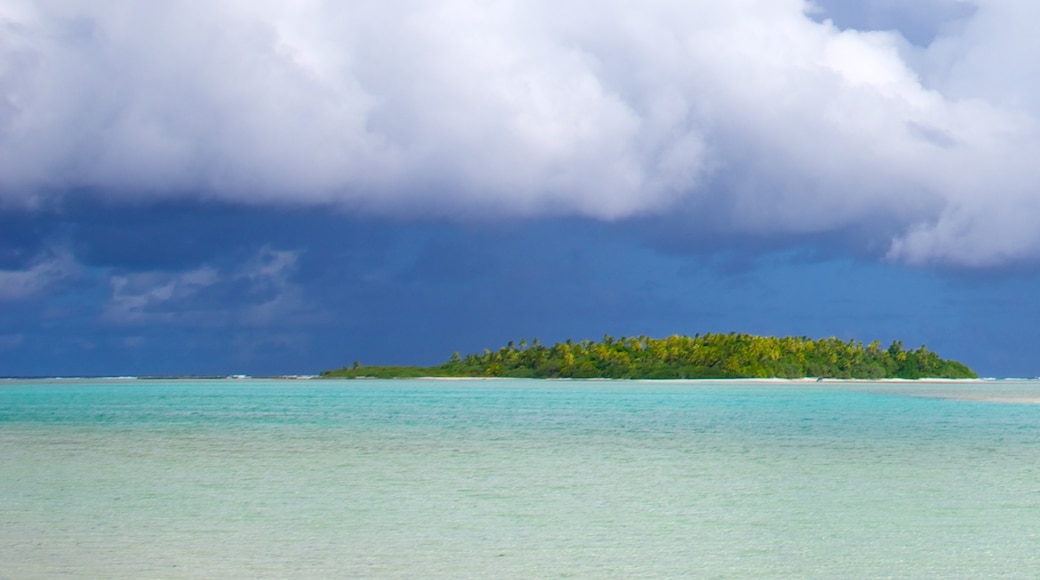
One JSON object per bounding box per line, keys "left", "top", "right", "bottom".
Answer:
{"left": 322, "top": 333, "right": 976, "bottom": 380}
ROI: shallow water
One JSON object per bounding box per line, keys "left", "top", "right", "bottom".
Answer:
{"left": 3, "top": 379, "right": 1040, "bottom": 578}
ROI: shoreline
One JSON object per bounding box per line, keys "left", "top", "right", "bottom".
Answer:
{"left": 4, "top": 376, "right": 1040, "bottom": 405}
{"left": 0, "top": 375, "right": 1001, "bottom": 384}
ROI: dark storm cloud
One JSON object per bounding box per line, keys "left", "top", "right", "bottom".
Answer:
{"left": 3, "top": 203, "right": 1040, "bottom": 377}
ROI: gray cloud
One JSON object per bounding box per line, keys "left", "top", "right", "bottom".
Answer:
{"left": 0, "top": 250, "right": 78, "bottom": 301}
{"left": 2, "top": 0, "right": 1039, "bottom": 266}
{"left": 103, "top": 246, "right": 312, "bottom": 326}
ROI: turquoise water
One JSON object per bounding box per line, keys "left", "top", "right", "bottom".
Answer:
{"left": 3, "top": 379, "right": 1040, "bottom": 578}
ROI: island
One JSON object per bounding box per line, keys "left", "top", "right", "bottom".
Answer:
{"left": 321, "top": 333, "right": 977, "bottom": 380}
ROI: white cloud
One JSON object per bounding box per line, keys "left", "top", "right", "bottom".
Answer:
{"left": 2, "top": 0, "right": 1040, "bottom": 265}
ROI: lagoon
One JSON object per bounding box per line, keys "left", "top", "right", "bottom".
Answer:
{"left": 3, "top": 379, "right": 1040, "bottom": 577}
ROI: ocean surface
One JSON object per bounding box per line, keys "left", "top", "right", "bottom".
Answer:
{"left": 3, "top": 379, "right": 1040, "bottom": 578}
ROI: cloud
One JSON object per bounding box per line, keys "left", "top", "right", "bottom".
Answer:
{"left": 105, "top": 266, "right": 221, "bottom": 324}
{"left": 0, "top": 250, "right": 78, "bottom": 301}
{"left": 103, "top": 247, "right": 313, "bottom": 325}
{"left": 2, "top": 1, "right": 1040, "bottom": 266}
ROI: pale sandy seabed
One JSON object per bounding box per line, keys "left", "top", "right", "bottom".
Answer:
{"left": 836, "top": 378, "right": 1040, "bottom": 405}
{"left": 910, "top": 391, "right": 1040, "bottom": 404}
{"left": 5, "top": 376, "right": 1040, "bottom": 578}
{"left": 401, "top": 375, "right": 1040, "bottom": 404}
{"left": 743, "top": 377, "right": 1040, "bottom": 404}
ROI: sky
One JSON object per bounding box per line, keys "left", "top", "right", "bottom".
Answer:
{"left": 2, "top": 0, "right": 1040, "bottom": 377}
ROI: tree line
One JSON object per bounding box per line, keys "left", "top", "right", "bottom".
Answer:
{"left": 322, "top": 333, "right": 976, "bottom": 380}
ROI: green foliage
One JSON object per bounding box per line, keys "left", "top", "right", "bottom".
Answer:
{"left": 321, "top": 334, "right": 977, "bottom": 380}
{"left": 320, "top": 365, "right": 452, "bottom": 379}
